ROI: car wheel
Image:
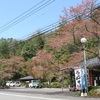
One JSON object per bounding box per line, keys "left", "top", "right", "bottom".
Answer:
{"left": 35, "top": 86, "right": 37, "bottom": 88}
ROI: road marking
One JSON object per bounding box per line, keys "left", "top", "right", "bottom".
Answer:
{"left": 0, "top": 92, "right": 65, "bottom": 100}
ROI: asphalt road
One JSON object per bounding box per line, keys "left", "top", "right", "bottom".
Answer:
{"left": 0, "top": 87, "right": 99, "bottom": 100}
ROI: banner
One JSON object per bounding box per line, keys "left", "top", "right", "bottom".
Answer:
{"left": 81, "top": 67, "right": 86, "bottom": 89}
{"left": 74, "top": 67, "right": 82, "bottom": 90}
{"left": 74, "top": 67, "right": 86, "bottom": 90}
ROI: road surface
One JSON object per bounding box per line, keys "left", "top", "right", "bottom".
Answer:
{"left": 0, "top": 87, "right": 99, "bottom": 100}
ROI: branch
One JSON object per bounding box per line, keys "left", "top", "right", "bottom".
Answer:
{"left": 90, "top": 16, "right": 100, "bottom": 26}
{"left": 85, "top": 48, "right": 100, "bottom": 59}
{"left": 43, "top": 57, "right": 60, "bottom": 71}
{"left": 85, "top": 24, "right": 99, "bottom": 39}
{"left": 68, "top": 43, "right": 100, "bottom": 60}
{"left": 37, "top": 54, "right": 60, "bottom": 71}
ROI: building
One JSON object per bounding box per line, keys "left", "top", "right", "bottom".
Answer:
{"left": 61, "top": 57, "right": 100, "bottom": 87}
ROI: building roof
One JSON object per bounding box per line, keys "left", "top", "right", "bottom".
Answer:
{"left": 19, "top": 76, "right": 35, "bottom": 81}
{"left": 86, "top": 57, "right": 100, "bottom": 68}
{"left": 74, "top": 57, "right": 100, "bottom": 69}
{"left": 61, "top": 57, "right": 100, "bottom": 71}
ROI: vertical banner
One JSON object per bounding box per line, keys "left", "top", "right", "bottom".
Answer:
{"left": 74, "top": 67, "right": 82, "bottom": 90}
{"left": 81, "top": 67, "right": 86, "bottom": 89}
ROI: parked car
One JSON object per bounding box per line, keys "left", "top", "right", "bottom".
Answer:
{"left": 29, "top": 80, "right": 42, "bottom": 88}
{"left": 14, "top": 81, "right": 21, "bottom": 87}
{"left": 6, "top": 81, "right": 21, "bottom": 87}
{"left": 0, "top": 82, "right": 10, "bottom": 89}
{"left": 6, "top": 81, "right": 15, "bottom": 87}
{"left": 10, "top": 82, "right": 15, "bottom": 87}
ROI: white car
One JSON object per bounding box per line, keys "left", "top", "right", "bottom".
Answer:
{"left": 6, "top": 81, "right": 15, "bottom": 87}
{"left": 6, "top": 81, "right": 21, "bottom": 87}
{"left": 10, "top": 82, "right": 15, "bottom": 87}
{"left": 14, "top": 81, "right": 21, "bottom": 87}
{"left": 29, "top": 83, "right": 33, "bottom": 88}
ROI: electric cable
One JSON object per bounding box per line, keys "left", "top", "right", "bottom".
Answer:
{"left": 0, "top": 0, "right": 44, "bottom": 29}
{"left": 7, "top": 2, "right": 100, "bottom": 50}
{"left": 0, "top": 0, "right": 55, "bottom": 33}
{"left": 6, "top": 0, "right": 64, "bottom": 39}
{"left": 8, "top": 20, "right": 62, "bottom": 50}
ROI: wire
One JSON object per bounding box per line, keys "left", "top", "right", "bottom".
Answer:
{"left": 6, "top": 0, "right": 64, "bottom": 39}
{"left": 0, "top": 0, "right": 44, "bottom": 29}
{"left": 19, "top": 20, "right": 61, "bottom": 40}
{"left": 8, "top": 20, "right": 62, "bottom": 50}
{"left": 7, "top": 2, "right": 100, "bottom": 50}
{"left": 0, "top": 0, "right": 55, "bottom": 33}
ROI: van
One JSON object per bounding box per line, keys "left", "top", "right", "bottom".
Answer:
{"left": 29, "top": 80, "right": 42, "bottom": 88}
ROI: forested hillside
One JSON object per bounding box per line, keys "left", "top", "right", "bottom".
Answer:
{"left": 0, "top": 0, "right": 100, "bottom": 83}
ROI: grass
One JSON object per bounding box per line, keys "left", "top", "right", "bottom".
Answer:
{"left": 74, "top": 86, "right": 100, "bottom": 97}
{"left": 88, "top": 86, "right": 100, "bottom": 97}
{"left": 74, "top": 91, "right": 81, "bottom": 96}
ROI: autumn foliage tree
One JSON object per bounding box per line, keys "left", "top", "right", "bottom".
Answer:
{"left": 38, "top": 0, "right": 100, "bottom": 76}
{"left": 0, "top": 56, "right": 26, "bottom": 81}
{"left": 26, "top": 50, "right": 60, "bottom": 81}
{"left": 49, "top": 0, "right": 100, "bottom": 58}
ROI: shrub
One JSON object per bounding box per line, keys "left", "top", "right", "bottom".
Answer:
{"left": 51, "top": 82, "right": 57, "bottom": 88}
{"left": 42, "top": 82, "right": 48, "bottom": 88}
{"left": 88, "top": 86, "right": 100, "bottom": 97}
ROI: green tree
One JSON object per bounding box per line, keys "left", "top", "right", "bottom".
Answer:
{"left": 33, "top": 35, "right": 44, "bottom": 50}
{"left": 22, "top": 41, "right": 36, "bottom": 61}
{"left": 0, "top": 41, "right": 9, "bottom": 59}
{"left": 9, "top": 41, "right": 24, "bottom": 57}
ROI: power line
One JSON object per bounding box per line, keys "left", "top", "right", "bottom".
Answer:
{"left": 8, "top": 20, "right": 62, "bottom": 50}
{"left": 20, "top": 20, "right": 62, "bottom": 40}
{"left": 0, "top": 0, "right": 55, "bottom": 33}
{"left": 7, "top": 5, "right": 91, "bottom": 49}
{"left": 6, "top": 0, "right": 64, "bottom": 39}
{"left": 0, "top": 0, "right": 44, "bottom": 29}
{"left": 8, "top": 2, "right": 100, "bottom": 50}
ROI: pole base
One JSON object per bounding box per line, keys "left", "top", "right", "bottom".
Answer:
{"left": 84, "top": 93, "right": 87, "bottom": 96}
{"left": 81, "top": 92, "right": 84, "bottom": 96}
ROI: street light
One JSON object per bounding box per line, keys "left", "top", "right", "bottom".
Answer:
{"left": 81, "top": 38, "right": 88, "bottom": 96}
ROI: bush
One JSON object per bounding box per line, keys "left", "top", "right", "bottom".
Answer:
{"left": 63, "top": 79, "right": 70, "bottom": 87}
{"left": 51, "top": 82, "right": 57, "bottom": 88}
{"left": 88, "top": 86, "right": 100, "bottom": 97}
{"left": 42, "top": 82, "right": 48, "bottom": 88}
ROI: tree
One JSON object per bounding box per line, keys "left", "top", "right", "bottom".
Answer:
{"left": 0, "top": 41, "right": 9, "bottom": 59}
{"left": 7, "top": 56, "right": 25, "bottom": 80}
{"left": 22, "top": 33, "right": 45, "bottom": 61}
{"left": 8, "top": 40, "right": 25, "bottom": 57}
{"left": 26, "top": 50, "right": 60, "bottom": 81}
{"left": 33, "top": 34, "right": 44, "bottom": 50}
{"left": 60, "top": 0, "right": 95, "bottom": 43}
{"left": 0, "top": 58, "right": 13, "bottom": 80}
{"left": 59, "top": 0, "right": 100, "bottom": 58}
{"left": 22, "top": 41, "right": 36, "bottom": 61}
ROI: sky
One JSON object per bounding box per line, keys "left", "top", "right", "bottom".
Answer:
{"left": 0, "top": 0, "right": 100, "bottom": 40}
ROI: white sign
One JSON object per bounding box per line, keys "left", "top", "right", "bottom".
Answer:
{"left": 74, "top": 67, "right": 82, "bottom": 90}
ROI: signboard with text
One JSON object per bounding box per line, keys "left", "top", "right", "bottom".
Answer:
{"left": 74, "top": 67, "right": 82, "bottom": 90}
{"left": 74, "top": 67, "right": 86, "bottom": 90}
